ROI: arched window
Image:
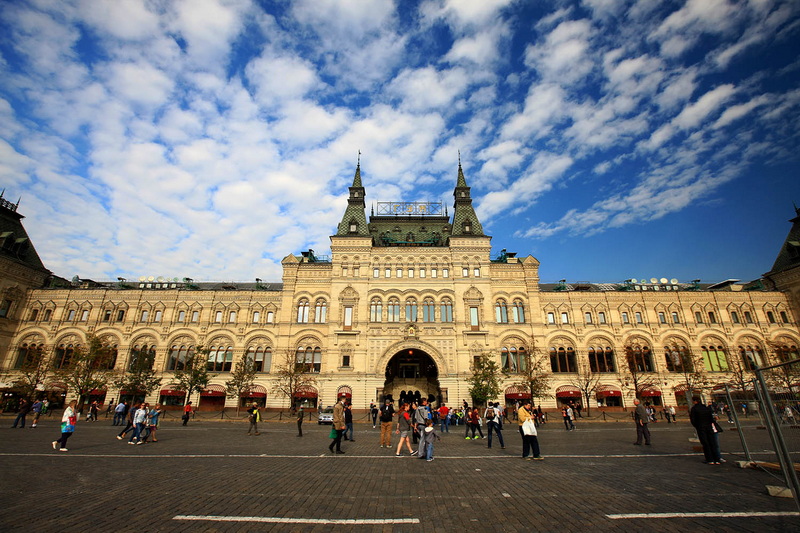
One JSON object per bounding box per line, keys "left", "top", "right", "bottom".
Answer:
{"left": 501, "top": 345, "right": 527, "bottom": 373}
{"left": 422, "top": 298, "right": 435, "bottom": 322}
{"left": 405, "top": 298, "right": 417, "bottom": 322}
{"left": 495, "top": 300, "right": 509, "bottom": 323}
{"left": 626, "top": 344, "right": 654, "bottom": 372}
{"left": 314, "top": 299, "right": 327, "bottom": 323}
{"left": 388, "top": 298, "right": 400, "bottom": 322}
{"left": 370, "top": 298, "right": 383, "bottom": 322}
{"left": 550, "top": 346, "right": 576, "bottom": 372}
{"left": 701, "top": 345, "right": 728, "bottom": 372}
{"left": 295, "top": 346, "right": 322, "bottom": 373}
{"left": 512, "top": 300, "right": 525, "bottom": 323}
{"left": 588, "top": 346, "right": 615, "bottom": 373}
{"left": 440, "top": 298, "right": 453, "bottom": 322}
{"left": 54, "top": 343, "right": 77, "bottom": 369}
{"left": 664, "top": 345, "right": 689, "bottom": 372}
{"left": 167, "top": 344, "right": 193, "bottom": 371}
{"left": 208, "top": 345, "right": 234, "bottom": 372}
{"left": 739, "top": 344, "right": 765, "bottom": 370}
{"left": 297, "top": 299, "right": 309, "bottom": 323}
{"left": 246, "top": 346, "right": 272, "bottom": 373}
{"left": 129, "top": 344, "right": 156, "bottom": 371}
{"left": 775, "top": 344, "right": 799, "bottom": 363}
{"left": 14, "top": 342, "right": 44, "bottom": 369}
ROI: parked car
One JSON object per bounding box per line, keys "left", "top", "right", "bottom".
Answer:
{"left": 318, "top": 406, "right": 334, "bottom": 425}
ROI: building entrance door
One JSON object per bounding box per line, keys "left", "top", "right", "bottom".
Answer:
{"left": 383, "top": 348, "right": 441, "bottom": 405}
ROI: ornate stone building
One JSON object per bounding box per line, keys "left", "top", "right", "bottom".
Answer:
{"left": 1, "top": 165, "right": 798, "bottom": 412}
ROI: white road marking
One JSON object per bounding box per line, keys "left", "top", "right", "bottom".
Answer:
{"left": 173, "top": 515, "right": 420, "bottom": 524}
{"left": 607, "top": 511, "right": 800, "bottom": 519}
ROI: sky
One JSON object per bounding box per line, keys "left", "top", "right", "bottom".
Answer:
{"left": 1, "top": 0, "right": 799, "bottom": 286}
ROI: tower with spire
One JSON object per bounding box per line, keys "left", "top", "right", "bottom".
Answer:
{"left": 335, "top": 152, "right": 370, "bottom": 237}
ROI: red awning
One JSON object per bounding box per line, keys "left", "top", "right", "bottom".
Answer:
{"left": 596, "top": 389, "right": 621, "bottom": 397}
{"left": 294, "top": 386, "right": 318, "bottom": 398}
{"left": 504, "top": 385, "right": 531, "bottom": 399}
{"left": 201, "top": 384, "right": 226, "bottom": 397}
{"left": 159, "top": 389, "right": 186, "bottom": 397}
{"left": 556, "top": 391, "right": 581, "bottom": 398}
{"left": 243, "top": 385, "right": 267, "bottom": 398}
{"left": 640, "top": 389, "right": 662, "bottom": 397}
{"left": 88, "top": 389, "right": 107, "bottom": 396}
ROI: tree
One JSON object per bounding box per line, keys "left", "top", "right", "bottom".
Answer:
{"left": 5, "top": 344, "right": 52, "bottom": 401}
{"left": 764, "top": 341, "right": 800, "bottom": 399}
{"left": 619, "top": 344, "right": 660, "bottom": 401}
{"left": 509, "top": 338, "right": 552, "bottom": 407}
{"left": 51, "top": 335, "right": 117, "bottom": 412}
{"left": 663, "top": 343, "right": 708, "bottom": 406}
{"left": 272, "top": 349, "right": 318, "bottom": 411}
{"left": 467, "top": 354, "right": 502, "bottom": 408}
{"left": 565, "top": 357, "right": 601, "bottom": 416}
{"left": 170, "top": 346, "right": 212, "bottom": 406}
{"left": 225, "top": 356, "right": 257, "bottom": 414}
{"left": 112, "top": 347, "right": 162, "bottom": 402}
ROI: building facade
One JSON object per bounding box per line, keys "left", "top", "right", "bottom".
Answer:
{"left": 1, "top": 165, "right": 799, "bottom": 412}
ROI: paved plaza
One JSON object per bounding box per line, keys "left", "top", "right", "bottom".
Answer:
{"left": 0, "top": 412, "right": 798, "bottom": 532}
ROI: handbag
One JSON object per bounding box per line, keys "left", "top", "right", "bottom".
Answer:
{"left": 712, "top": 421, "right": 724, "bottom": 433}
{"left": 522, "top": 419, "right": 537, "bottom": 436}
{"left": 328, "top": 426, "right": 338, "bottom": 439}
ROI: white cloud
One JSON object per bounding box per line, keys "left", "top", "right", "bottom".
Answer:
{"left": 524, "top": 19, "right": 595, "bottom": 85}
{"left": 500, "top": 84, "right": 568, "bottom": 140}
{"left": 245, "top": 53, "right": 323, "bottom": 107}
{"left": 387, "top": 66, "right": 469, "bottom": 111}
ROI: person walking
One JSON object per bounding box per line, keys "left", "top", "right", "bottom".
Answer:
{"left": 633, "top": 399, "right": 651, "bottom": 446}
{"left": 88, "top": 401, "right": 99, "bottom": 422}
{"left": 129, "top": 402, "right": 148, "bottom": 444}
{"left": 517, "top": 400, "right": 542, "bottom": 460}
{"left": 328, "top": 397, "right": 346, "bottom": 454}
{"left": 690, "top": 397, "right": 720, "bottom": 464}
{"left": 562, "top": 405, "right": 575, "bottom": 431}
{"left": 112, "top": 401, "right": 126, "bottom": 426}
{"left": 182, "top": 401, "right": 194, "bottom": 426}
{"left": 414, "top": 398, "right": 430, "bottom": 456}
{"left": 370, "top": 401, "right": 378, "bottom": 428}
{"left": 379, "top": 399, "right": 394, "bottom": 448}
{"left": 30, "top": 399, "right": 43, "bottom": 428}
{"left": 297, "top": 406, "right": 304, "bottom": 437}
{"left": 142, "top": 404, "right": 162, "bottom": 443}
{"left": 246, "top": 402, "right": 261, "bottom": 436}
{"left": 52, "top": 400, "right": 77, "bottom": 452}
{"left": 116, "top": 402, "right": 138, "bottom": 440}
{"left": 11, "top": 399, "right": 31, "bottom": 428}
{"left": 485, "top": 402, "right": 505, "bottom": 449}
{"left": 343, "top": 402, "right": 354, "bottom": 442}
{"left": 394, "top": 403, "right": 416, "bottom": 456}
{"left": 438, "top": 403, "right": 450, "bottom": 433}
{"left": 422, "top": 419, "right": 441, "bottom": 462}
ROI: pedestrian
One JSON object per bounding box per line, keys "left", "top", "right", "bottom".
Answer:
{"left": 246, "top": 402, "right": 261, "bottom": 436}
{"left": 414, "top": 398, "right": 430, "bottom": 456}
{"left": 437, "top": 402, "right": 450, "bottom": 433}
{"left": 129, "top": 402, "right": 148, "bottom": 444}
{"left": 575, "top": 402, "right": 583, "bottom": 418}
{"left": 422, "top": 419, "right": 441, "bottom": 461}
{"left": 370, "top": 401, "right": 378, "bottom": 428}
{"left": 297, "top": 406, "right": 304, "bottom": 437}
{"left": 690, "top": 397, "right": 720, "bottom": 464}
{"left": 328, "top": 397, "right": 346, "bottom": 454}
{"left": 517, "top": 400, "right": 542, "bottom": 460}
{"left": 485, "top": 402, "right": 505, "bottom": 449}
{"left": 633, "top": 399, "right": 651, "bottom": 446}
{"left": 379, "top": 399, "right": 394, "bottom": 448}
{"left": 41, "top": 399, "right": 50, "bottom": 417}
{"left": 89, "top": 401, "right": 99, "bottom": 422}
{"left": 663, "top": 405, "right": 672, "bottom": 424}
{"left": 142, "top": 404, "right": 162, "bottom": 443}
{"left": 467, "top": 407, "right": 485, "bottom": 439}
{"left": 30, "top": 399, "right": 43, "bottom": 428}
{"left": 182, "top": 401, "right": 193, "bottom": 426}
{"left": 11, "top": 399, "right": 31, "bottom": 428}
{"left": 343, "top": 401, "right": 354, "bottom": 441}
{"left": 394, "top": 403, "right": 416, "bottom": 456}
{"left": 116, "top": 402, "right": 138, "bottom": 440}
{"left": 52, "top": 399, "right": 77, "bottom": 452}
{"left": 112, "top": 400, "right": 126, "bottom": 426}
{"left": 725, "top": 404, "right": 734, "bottom": 424}
{"left": 669, "top": 405, "right": 676, "bottom": 423}
{"left": 562, "top": 405, "right": 575, "bottom": 430}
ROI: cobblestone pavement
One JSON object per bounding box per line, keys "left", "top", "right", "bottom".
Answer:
{"left": 0, "top": 414, "right": 798, "bottom": 532}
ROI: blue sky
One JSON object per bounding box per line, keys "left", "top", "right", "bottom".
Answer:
{"left": 1, "top": 0, "right": 799, "bottom": 285}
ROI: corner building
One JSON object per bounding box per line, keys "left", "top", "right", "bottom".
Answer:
{"left": 2, "top": 163, "right": 799, "bottom": 412}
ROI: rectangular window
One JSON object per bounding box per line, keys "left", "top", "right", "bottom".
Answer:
{"left": 229, "top": 311, "right": 236, "bottom": 323}
{"left": 547, "top": 312, "right": 555, "bottom": 324}
{"left": 621, "top": 312, "right": 629, "bottom": 324}
{"left": 658, "top": 312, "right": 666, "bottom": 324}
{"left": 140, "top": 310, "right": 148, "bottom": 322}
{"left": 474, "top": 268, "right": 480, "bottom": 277}
{"left": 215, "top": 311, "right": 222, "bottom": 323}
{"left": 79, "top": 310, "right": 88, "bottom": 321}
{"left": 44, "top": 309, "right": 52, "bottom": 322}
{"left": 67, "top": 309, "right": 76, "bottom": 321}
{"left": 251, "top": 311, "right": 259, "bottom": 323}
{"left": 442, "top": 268, "right": 449, "bottom": 278}
{"left": 744, "top": 311, "right": 753, "bottom": 323}
{"left": 408, "top": 268, "right": 414, "bottom": 278}
{"left": 343, "top": 306, "right": 353, "bottom": 330}
{"left": 191, "top": 310, "right": 199, "bottom": 322}
{"left": 385, "top": 268, "right": 391, "bottom": 278}
{"left": 695, "top": 311, "right": 703, "bottom": 323}
{"left": 178, "top": 310, "right": 186, "bottom": 322}
{"left": 469, "top": 307, "right": 479, "bottom": 331}
{"left": 353, "top": 267, "right": 359, "bottom": 277}
{"left": 431, "top": 268, "right": 437, "bottom": 278}
{"left": 373, "top": 268, "right": 380, "bottom": 278}
{"left": 561, "top": 312, "right": 569, "bottom": 324}
{"left": 117, "top": 310, "right": 125, "bottom": 321}
{"left": 731, "top": 311, "right": 740, "bottom": 324}
{"left": 780, "top": 311, "right": 789, "bottom": 323}
{"left": 397, "top": 268, "right": 403, "bottom": 278}
{"left": 0, "top": 299, "right": 11, "bottom": 318}
{"left": 419, "top": 268, "right": 426, "bottom": 278}
{"left": 671, "top": 312, "right": 680, "bottom": 324}
{"left": 342, "top": 267, "right": 348, "bottom": 277}
{"left": 154, "top": 310, "right": 162, "bottom": 322}
{"left": 598, "top": 312, "right": 606, "bottom": 324}
{"left": 266, "top": 311, "right": 274, "bottom": 323}
{"left": 585, "top": 312, "right": 592, "bottom": 324}
{"left": 342, "top": 355, "right": 351, "bottom": 368}
{"left": 102, "top": 310, "right": 111, "bottom": 322}
{"left": 767, "top": 311, "right": 776, "bottom": 324}
{"left": 462, "top": 267, "right": 469, "bottom": 277}
{"left": 708, "top": 311, "right": 716, "bottom": 324}
{"left": 635, "top": 312, "right": 643, "bottom": 324}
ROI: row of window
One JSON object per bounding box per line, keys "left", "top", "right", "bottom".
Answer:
{"left": 546, "top": 309, "right": 791, "bottom": 327}
{"left": 371, "top": 267, "right": 460, "bottom": 278}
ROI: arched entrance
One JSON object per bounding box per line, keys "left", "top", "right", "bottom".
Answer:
{"left": 383, "top": 347, "right": 441, "bottom": 405}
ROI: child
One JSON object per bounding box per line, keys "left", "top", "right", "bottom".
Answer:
{"left": 422, "top": 419, "right": 441, "bottom": 462}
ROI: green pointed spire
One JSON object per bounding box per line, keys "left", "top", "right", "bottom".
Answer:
{"left": 335, "top": 154, "right": 370, "bottom": 236}
{"left": 451, "top": 155, "right": 484, "bottom": 237}
{"left": 456, "top": 150, "right": 467, "bottom": 188}
{"left": 353, "top": 150, "right": 363, "bottom": 188}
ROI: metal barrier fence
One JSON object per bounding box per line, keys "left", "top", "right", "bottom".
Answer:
{"left": 724, "top": 358, "right": 800, "bottom": 512}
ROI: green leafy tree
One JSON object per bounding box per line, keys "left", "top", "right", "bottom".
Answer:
{"left": 51, "top": 335, "right": 117, "bottom": 412}
{"left": 510, "top": 338, "right": 552, "bottom": 407}
{"left": 225, "top": 356, "right": 257, "bottom": 414}
{"left": 6, "top": 344, "right": 52, "bottom": 401}
{"left": 171, "top": 346, "right": 212, "bottom": 406}
{"left": 272, "top": 349, "right": 318, "bottom": 411}
{"left": 112, "top": 347, "right": 162, "bottom": 402}
{"left": 467, "top": 354, "right": 502, "bottom": 408}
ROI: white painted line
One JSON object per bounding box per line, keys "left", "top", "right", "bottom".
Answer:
{"left": 173, "top": 515, "right": 420, "bottom": 525}
{"left": 607, "top": 511, "right": 800, "bottom": 519}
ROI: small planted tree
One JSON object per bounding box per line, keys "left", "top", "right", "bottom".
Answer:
{"left": 171, "top": 345, "right": 212, "bottom": 406}
{"left": 511, "top": 338, "right": 552, "bottom": 407}
{"left": 566, "top": 357, "right": 601, "bottom": 416}
{"left": 52, "top": 335, "right": 117, "bottom": 412}
{"left": 112, "top": 347, "right": 162, "bottom": 403}
{"left": 6, "top": 344, "right": 52, "bottom": 401}
{"left": 225, "top": 356, "right": 257, "bottom": 414}
{"left": 467, "top": 354, "right": 502, "bottom": 408}
{"left": 619, "top": 344, "right": 660, "bottom": 401}
{"left": 272, "top": 349, "right": 318, "bottom": 411}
